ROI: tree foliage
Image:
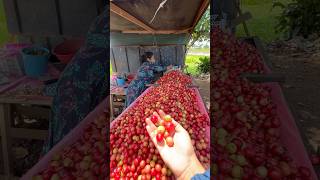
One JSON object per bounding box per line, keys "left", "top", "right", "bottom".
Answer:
{"left": 188, "top": 6, "right": 210, "bottom": 50}
{"left": 273, "top": 0, "right": 320, "bottom": 39}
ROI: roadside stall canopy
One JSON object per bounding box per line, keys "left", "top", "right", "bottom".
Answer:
{"left": 110, "top": 0, "right": 209, "bottom": 73}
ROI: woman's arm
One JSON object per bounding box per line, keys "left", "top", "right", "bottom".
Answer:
{"left": 153, "top": 64, "right": 173, "bottom": 72}
{"left": 153, "top": 65, "right": 166, "bottom": 72}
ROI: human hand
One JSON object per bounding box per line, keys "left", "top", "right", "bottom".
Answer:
{"left": 145, "top": 110, "right": 205, "bottom": 179}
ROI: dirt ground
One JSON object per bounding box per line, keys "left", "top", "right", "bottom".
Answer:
{"left": 268, "top": 50, "right": 320, "bottom": 153}
{"left": 194, "top": 76, "right": 210, "bottom": 110}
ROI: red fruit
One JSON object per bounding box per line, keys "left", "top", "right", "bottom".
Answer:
{"left": 144, "top": 165, "right": 151, "bottom": 174}
{"left": 164, "top": 122, "right": 175, "bottom": 133}
{"left": 268, "top": 168, "right": 283, "bottom": 180}
{"left": 310, "top": 154, "right": 320, "bottom": 165}
{"left": 134, "top": 158, "right": 140, "bottom": 166}
{"left": 165, "top": 137, "right": 174, "bottom": 147}
{"left": 157, "top": 126, "right": 165, "bottom": 134}
{"left": 140, "top": 160, "right": 146, "bottom": 168}
{"left": 151, "top": 115, "right": 158, "bottom": 124}
{"left": 150, "top": 168, "right": 157, "bottom": 176}
{"left": 299, "top": 166, "right": 311, "bottom": 178}
{"left": 164, "top": 115, "right": 172, "bottom": 122}
{"left": 155, "top": 164, "right": 162, "bottom": 172}
{"left": 156, "top": 133, "right": 164, "bottom": 142}
{"left": 163, "top": 131, "right": 170, "bottom": 138}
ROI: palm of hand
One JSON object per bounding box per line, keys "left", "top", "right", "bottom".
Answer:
{"left": 157, "top": 129, "right": 196, "bottom": 176}
{"left": 146, "top": 110, "right": 197, "bottom": 178}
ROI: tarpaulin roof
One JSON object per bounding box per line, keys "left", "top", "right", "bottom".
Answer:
{"left": 110, "top": 0, "right": 209, "bottom": 34}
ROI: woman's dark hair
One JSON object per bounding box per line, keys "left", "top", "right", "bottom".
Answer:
{"left": 141, "top": 52, "right": 154, "bottom": 63}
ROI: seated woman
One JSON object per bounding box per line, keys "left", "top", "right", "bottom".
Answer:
{"left": 125, "top": 52, "right": 172, "bottom": 106}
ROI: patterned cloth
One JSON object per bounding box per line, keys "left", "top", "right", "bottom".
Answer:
{"left": 42, "top": 6, "right": 108, "bottom": 154}
{"left": 125, "top": 62, "right": 166, "bottom": 107}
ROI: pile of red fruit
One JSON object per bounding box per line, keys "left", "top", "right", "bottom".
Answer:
{"left": 32, "top": 113, "right": 108, "bottom": 180}
{"left": 110, "top": 71, "right": 210, "bottom": 179}
{"left": 211, "top": 28, "right": 313, "bottom": 179}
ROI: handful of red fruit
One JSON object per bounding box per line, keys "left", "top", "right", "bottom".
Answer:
{"left": 150, "top": 113, "right": 176, "bottom": 147}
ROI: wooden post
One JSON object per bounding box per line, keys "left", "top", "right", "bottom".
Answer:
{"left": 0, "top": 104, "right": 13, "bottom": 180}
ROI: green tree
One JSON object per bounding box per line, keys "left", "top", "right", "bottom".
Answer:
{"left": 188, "top": 6, "right": 210, "bottom": 50}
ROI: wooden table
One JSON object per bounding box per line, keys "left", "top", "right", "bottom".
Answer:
{"left": 0, "top": 79, "right": 52, "bottom": 179}
{"left": 110, "top": 86, "right": 126, "bottom": 120}
{"left": 0, "top": 96, "right": 52, "bottom": 180}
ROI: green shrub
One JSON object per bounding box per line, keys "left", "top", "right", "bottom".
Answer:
{"left": 196, "top": 56, "right": 210, "bottom": 74}
{"left": 273, "top": 0, "right": 320, "bottom": 38}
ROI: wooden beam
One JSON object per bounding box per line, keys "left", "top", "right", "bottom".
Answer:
{"left": 121, "top": 28, "right": 191, "bottom": 34}
{"left": 190, "top": 0, "right": 210, "bottom": 31}
{"left": 241, "top": 73, "right": 286, "bottom": 83}
{"left": 10, "top": 128, "right": 48, "bottom": 140}
{"left": 0, "top": 104, "right": 13, "bottom": 178}
{"left": 110, "top": 2, "right": 155, "bottom": 33}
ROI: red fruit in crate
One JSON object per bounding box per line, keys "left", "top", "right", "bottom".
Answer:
{"left": 150, "top": 168, "right": 157, "bottom": 176}
{"left": 310, "top": 154, "right": 320, "bottom": 165}
{"left": 299, "top": 166, "right": 311, "bottom": 178}
{"left": 156, "top": 133, "right": 164, "bottom": 142}
{"left": 155, "top": 164, "right": 162, "bottom": 172}
{"left": 134, "top": 158, "right": 140, "bottom": 166}
{"left": 151, "top": 115, "right": 158, "bottom": 124}
{"left": 268, "top": 168, "right": 283, "bottom": 180}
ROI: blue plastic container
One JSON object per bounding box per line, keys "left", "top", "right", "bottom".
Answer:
{"left": 116, "top": 77, "right": 126, "bottom": 86}
{"left": 21, "top": 47, "right": 50, "bottom": 77}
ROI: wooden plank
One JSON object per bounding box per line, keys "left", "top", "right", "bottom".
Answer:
{"left": 112, "top": 47, "right": 129, "bottom": 73}
{"left": 231, "top": 12, "right": 252, "bottom": 28}
{"left": 0, "top": 104, "right": 13, "bottom": 178}
{"left": 159, "top": 46, "right": 176, "bottom": 66}
{"left": 110, "top": 95, "right": 114, "bottom": 120}
{"left": 122, "top": 29, "right": 190, "bottom": 34}
{"left": 126, "top": 47, "right": 141, "bottom": 73}
{"left": 0, "top": 98, "right": 52, "bottom": 107}
{"left": 176, "top": 45, "right": 186, "bottom": 67}
{"left": 14, "top": 105, "right": 50, "bottom": 119}
{"left": 0, "top": 174, "right": 20, "bottom": 180}
{"left": 54, "top": 0, "right": 63, "bottom": 35}
{"left": 241, "top": 73, "right": 286, "bottom": 83}
{"left": 16, "top": 0, "right": 60, "bottom": 35}
{"left": 191, "top": 0, "right": 210, "bottom": 31}
{"left": 59, "top": 0, "right": 98, "bottom": 36}
{"left": 10, "top": 128, "right": 48, "bottom": 140}
{"left": 253, "top": 37, "right": 273, "bottom": 70}
{"left": 2, "top": 0, "right": 21, "bottom": 33}
{"left": 110, "top": 2, "right": 155, "bottom": 33}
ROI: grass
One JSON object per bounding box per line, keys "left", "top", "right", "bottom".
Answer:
{"left": 185, "top": 55, "right": 208, "bottom": 76}
{"left": 189, "top": 48, "right": 210, "bottom": 54}
{"left": 236, "top": 0, "right": 291, "bottom": 42}
{"left": 0, "top": 0, "right": 10, "bottom": 46}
